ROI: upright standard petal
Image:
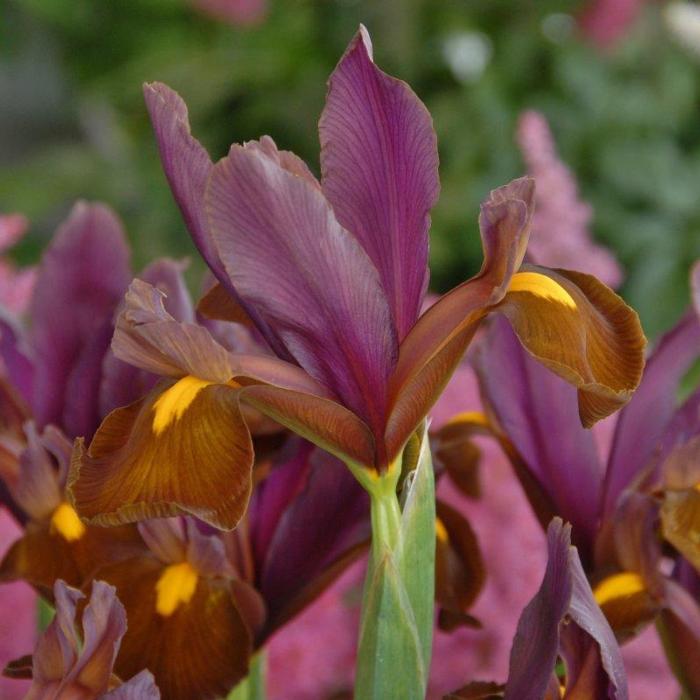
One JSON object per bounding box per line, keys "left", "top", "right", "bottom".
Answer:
{"left": 0, "top": 311, "right": 33, "bottom": 406}
{"left": 143, "top": 83, "right": 221, "bottom": 280}
{"left": 143, "top": 82, "right": 291, "bottom": 361}
{"left": 319, "top": 25, "right": 440, "bottom": 338}
{"left": 504, "top": 519, "right": 627, "bottom": 700}
{"left": 207, "top": 143, "right": 398, "bottom": 448}
{"left": 29, "top": 202, "right": 131, "bottom": 439}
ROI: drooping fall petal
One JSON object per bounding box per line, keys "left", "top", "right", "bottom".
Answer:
{"left": 206, "top": 142, "right": 398, "bottom": 442}
{"left": 660, "top": 435, "right": 700, "bottom": 573}
{"left": 95, "top": 554, "right": 251, "bottom": 700}
{"left": 494, "top": 265, "right": 645, "bottom": 427}
{"left": 29, "top": 203, "right": 131, "bottom": 439}
{"left": 435, "top": 499, "right": 486, "bottom": 631}
{"left": 70, "top": 377, "right": 253, "bottom": 530}
{"left": 319, "top": 25, "right": 440, "bottom": 339}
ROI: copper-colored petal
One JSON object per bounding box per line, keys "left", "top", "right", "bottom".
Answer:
{"left": 240, "top": 384, "right": 376, "bottom": 467}
{"left": 98, "top": 556, "right": 252, "bottom": 700}
{"left": 197, "top": 282, "right": 254, "bottom": 327}
{"left": 3, "top": 654, "right": 33, "bottom": 679}
{"left": 661, "top": 488, "right": 700, "bottom": 574}
{"left": 385, "top": 182, "right": 535, "bottom": 461}
{"left": 494, "top": 266, "right": 646, "bottom": 426}
{"left": 445, "top": 681, "right": 505, "bottom": 699}
{"left": 431, "top": 415, "right": 487, "bottom": 498}
{"left": 69, "top": 381, "right": 253, "bottom": 530}
{"left": 0, "top": 520, "right": 143, "bottom": 595}
{"left": 478, "top": 178, "right": 534, "bottom": 301}
{"left": 435, "top": 500, "right": 485, "bottom": 630}
{"left": 592, "top": 571, "right": 658, "bottom": 641}
{"left": 387, "top": 323, "right": 483, "bottom": 461}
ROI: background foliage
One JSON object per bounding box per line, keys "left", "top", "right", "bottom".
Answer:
{"left": 2, "top": 0, "right": 700, "bottom": 336}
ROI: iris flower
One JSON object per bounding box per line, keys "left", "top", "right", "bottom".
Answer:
{"left": 78, "top": 444, "right": 366, "bottom": 700}
{"left": 70, "top": 26, "right": 645, "bottom": 530}
{"left": 447, "top": 519, "right": 628, "bottom": 700}
{"left": 4, "top": 579, "right": 159, "bottom": 699}
{"left": 469, "top": 263, "right": 700, "bottom": 694}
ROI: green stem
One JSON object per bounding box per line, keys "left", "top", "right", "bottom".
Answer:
{"left": 369, "top": 470, "right": 403, "bottom": 560}
{"left": 228, "top": 651, "right": 266, "bottom": 700}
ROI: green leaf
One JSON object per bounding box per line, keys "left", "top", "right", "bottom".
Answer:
{"left": 353, "top": 427, "right": 436, "bottom": 699}
{"left": 355, "top": 547, "right": 426, "bottom": 700}
{"left": 398, "top": 430, "right": 436, "bottom": 674}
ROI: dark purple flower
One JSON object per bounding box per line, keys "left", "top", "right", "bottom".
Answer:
{"left": 447, "top": 519, "right": 628, "bottom": 700}
{"left": 70, "top": 27, "right": 645, "bottom": 532}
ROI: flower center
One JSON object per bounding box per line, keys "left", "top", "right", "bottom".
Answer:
{"left": 155, "top": 561, "right": 199, "bottom": 616}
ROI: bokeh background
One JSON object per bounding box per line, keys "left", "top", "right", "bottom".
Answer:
{"left": 2, "top": 0, "right": 700, "bottom": 337}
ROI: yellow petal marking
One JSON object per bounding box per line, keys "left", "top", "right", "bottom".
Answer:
{"left": 50, "top": 502, "right": 86, "bottom": 542}
{"left": 435, "top": 517, "right": 449, "bottom": 544}
{"left": 507, "top": 272, "right": 577, "bottom": 309}
{"left": 445, "top": 411, "right": 488, "bottom": 428}
{"left": 155, "top": 561, "right": 199, "bottom": 616}
{"left": 593, "top": 571, "right": 645, "bottom": 606}
{"left": 152, "top": 376, "right": 214, "bottom": 435}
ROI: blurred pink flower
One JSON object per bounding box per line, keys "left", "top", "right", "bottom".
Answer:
{"left": 190, "top": 0, "right": 267, "bottom": 26}
{"left": 0, "top": 507, "right": 37, "bottom": 700}
{"left": 516, "top": 110, "right": 623, "bottom": 288}
{"left": 578, "top": 0, "right": 647, "bottom": 47}
{"left": 0, "top": 214, "right": 37, "bottom": 316}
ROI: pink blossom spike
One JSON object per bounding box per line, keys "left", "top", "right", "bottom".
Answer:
{"left": 516, "top": 110, "right": 623, "bottom": 288}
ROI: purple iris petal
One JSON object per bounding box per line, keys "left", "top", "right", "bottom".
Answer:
{"left": 143, "top": 82, "right": 292, "bottom": 362}
{"left": 29, "top": 203, "right": 131, "bottom": 440}
{"left": 602, "top": 311, "right": 700, "bottom": 518}
{"left": 207, "top": 143, "right": 398, "bottom": 443}
{"left": 0, "top": 311, "right": 33, "bottom": 406}
{"left": 320, "top": 25, "right": 440, "bottom": 339}
{"left": 505, "top": 519, "right": 627, "bottom": 700}
{"left": 475, "top": 317, "right": 603, "bottom": 563}
{"left": 258, "top": 447, "right": 368, "bottom": 631}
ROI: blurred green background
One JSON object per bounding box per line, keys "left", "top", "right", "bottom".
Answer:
{"left": 2, "top": 0, "right": 700, "bottom": 338}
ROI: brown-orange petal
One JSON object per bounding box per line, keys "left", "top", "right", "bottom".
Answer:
{"left": 97, "top": 555, "right": 252, "bottom": 700}
{"left": 493, "top": 265, "right": 646, "bottom": 427}
{"left": 69, "top": 378, "right": 253, "bottom": 530}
